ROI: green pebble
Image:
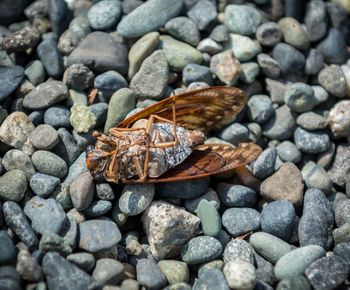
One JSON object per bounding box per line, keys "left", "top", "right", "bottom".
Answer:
{"left": 0, "top": 169, "right": 27, "bottom": 202}
{"left": 196, "top": 199, "right": 221, "bottom": 237}
{"left": 158, "top": 260, "right": 189, "bottom": 284}
{"left": 65, "top": 89, "right": 88, "bottom": 107}
{"left": 70, "top": 104, "right": 96, "bottom": 133}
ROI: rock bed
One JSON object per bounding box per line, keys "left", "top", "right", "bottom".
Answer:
{"left": 0, "top": 0, "right": 349, "bottom": 289}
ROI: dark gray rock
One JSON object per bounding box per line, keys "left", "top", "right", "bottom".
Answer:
{"left": 254, "top": 253, "right": 276, "bottom": 286}
{"left": 37, "top": 38, "right": 64, "bottom": 78}
{"left": 216, "top": 183, "right": 256, "bottom": 207}
{"left": 182, "top": 63, "right": 213, "bottom": 86}
{"left": 272, "top": 43, "right": 305, "bottom": 75}
{"left": 30, "top": 173, "right": 60, "bottom": 197}
{"left": 257, "top": 53, "right": 280, "bottom": 78}
{"left": 219, "top": 123, "right": 249, "bottom": 145}
{"left": 305, "top": 0, "right": 327, "bottom": 42}
{"left": 0, "top": 231, "right": 16, "bottom": 265}
{"left": 2, "top": 26, "right": 41, "bottom": 53}
{"left": 294, "top": 127, "right": 330, "bottom": 154}
{"left": 305, "top": 49, "right": 324, "bottom": 75}
{"left": 334, "top": 199, "right": 350, "bottom": 227}
{"left": 136, "top": 259, "right": 167, "bottom": 290}
{"left": 256, "top": 22, "right": 283, "bottom": 47}
{"left": 165, "top": 16, "right": 200, "bottom": 46}
{"left": 24, "top": 60, "right": 45, "bottom": 86}
{"left": 96, "top": 183, "right": 114, "bottom": 200}
{"left": 277, "top": 141, "right": 301, "bottom": 163}
{"left": 53, "top": 128, "right": 80, "bottom": 166}
{"left": 318, "top": 65, "right": 348, "bottom": 98}
{"left": 83, "top": 200, "right": 112, "bottom": 218}
{"left": 44, "top": 106, "right": 71, "bottom": 128}
{"left": 194, "top": 268, "right": 229, "bottom": 290}
{"left": 29, "top": 124, "right": 59, "bottom": 150}
{"left": 0, "top": 66, "right": 24, "bottom": 102}
{"left": 284, "top": 83, "right": 316, "bottom": 113}
{"left": 94, "top": 70, "right": 127, "bottom": 99}
{"left": 333, "top": 242, "right": 350, "bottom": 264}
{"left": 328, "top": 144, "right": 350, "bottom": 187}
{"left": 296, "top": 112, "right": 328, "bottom": 131}
{"left": 222, "top": 208, "right": 260, "bottom": 236}
{"left": 253, "top": 147, "right": 277, "bottom": 179}
{"left": 187, "top": 0, "right": 217, "bottom": 30}
{"left": 209, "top": 24, "right": 229, "bottom": 43}
{"left": 64, "top": 64, "right": 94, "bottom": 91}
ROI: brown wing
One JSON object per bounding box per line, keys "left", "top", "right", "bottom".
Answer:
{"left": 125, "top": 142, "right": 262, "bottom": 183}
{"left": 117, "top": 86, "right": 247, "bottom": 133}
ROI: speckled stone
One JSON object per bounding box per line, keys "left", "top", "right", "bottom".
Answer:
{"left": 157, "top": 260, "right": 189, "bottom": 284}
{"left": 44, "top": 105, "right": 71, "bottom": 128}
{"left": 318, "top": 65, "right": 348, "bottom": 98}
{"left": 294, "top": 127, "right": 330, "bottom": 154}
{"left": 328, "top": 144, "right": 350, "bottom": 187}
{"left": 304, "top": 165, "right": 332, "bottom": 194}
{"left": 31, "top": 150, "right": 67, "bottom": 178}
{"left": 39, "top": 231, "right": 72, "bottom": 256}
{"left": 277, "top": 141, "right": 301, "bottom": 163}
{"left": 334, "top": 199, "right": 350, "bottom": 227}
{"left": 284, "top": 82, "right": 316, "bottom": 113}
{"left": 70, "top": 104, "right": 96, "bottom": 133}
{"left": 92, "top": 258, "right": 125, "bottom": 285}
{"left": 263, "top": 106, "right": 296, "bottom": 140}
{"left": 278, "top": 17, "right": 309, "bottom": 50}
{"left": 136, "top": 259, "right": 167, "bottom": 290}
{"left": 223, "top": 261, "right": 256, "bottom": 290}
{"left": 30, "top": 173, "right": 60, "bottom": 197}
{"left": 165, "top": 17, "right": 200, "bottom": 46}
{"left": 224, "top": 239, "right": 255, "bottom": 265}
{"left": 334, "top": 242, "right": 350, "bottom": 263}
{"left": 87, "top": 0, "right": 122, "bottom": 30}
{"left": 253, "top": 147, "right": 277, "bottom": 179}
{"left": 333, "top": 223, "right": 350, "bottom": 245}
{"left": 328, "top": 100, "right": 350, "bottom": 137}
{"left": 187, "top": 0, "right": 217, "bottom": 30}
{"left": 222, "top": 208, "right": 260, "bottom": 237}
{"left": 297, "top": 112, "right": 328, "bottom": 131}
{"left": 198, "top": 260, "right": 224, "bottom": 278}
{"left": 2, "top": 149, "right": 36, "bottom": 179}
{"left": 0, "top": 170, "right": 27, "bottom": 202}
{"left": 2, "top": 26, "right": 41, "bottom": 53}
{"left": 63, "top": 64, "right": 94, "bottom": 91}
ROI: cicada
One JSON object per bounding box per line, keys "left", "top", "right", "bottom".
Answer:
{"left": 86, "top": 86, "right": 262, "bottom": 183}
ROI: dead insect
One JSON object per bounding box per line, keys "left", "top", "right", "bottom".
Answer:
{"left": 86, "top": 86, "right": 262, "bottom": 183}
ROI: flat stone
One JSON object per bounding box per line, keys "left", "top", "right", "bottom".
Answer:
{"left": 297, "top": 111, "right": 328, "bottom": 131}
{"left": 196, "top": 199, "right": 221, "bottom": 237}
{"left": 37, "top": 38, "right": 64, "bottom": 78}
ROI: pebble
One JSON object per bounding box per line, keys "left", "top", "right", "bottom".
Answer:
{"left": 333, "top": 223, "right": 350, "bottom": 245}
{"left": 2, "top": 149, "right": 36, "bottom": 179}
{"left": 42, "top": 252, "right": 98, "bottom": 290}
{"left": 79, "top": 219, "right": 121, "bottom": 252}
{"left": 196, "top": 199, "right": 221, "bottom": 237}
{"left": 296, "top": 112, "right": 328, "bottom": 131}
{"left": 187, "top": 0, "right": 217, "bottom": 30}
{"left": 142, "top": 201, "right": 200, "bottom": 259}
{"left": 194, "top": 268, "right": 229, "bottom": 290}
{"left": 69, "top": 171, "right": 95, "bottom": 211}
{"left": 305, "top": 49, "right": 324, "bottom": 75}
{"left": 67, "top": 31, "right": 128, "bottom": 75}
{"left": 294, "top": 127, "right": 330, "bottom": 154}
{"left": 316, "top": 28, "right": 349, "bottom": 64}
{"left": 209, "top": 25, "right": 228, "bottom": 43}
{"left": 94, "top": 70, "right": 127, "bottom": 98}
{"left": 304, "top": 0, "right": 327, "bottom": 42}
{"left": 328, "top": 100, "right": 350, "bottom": 137}
{"left": 210, "top": 50, "right": 241, "bottom": 85}
{"left": 216, "top": 183, "right": 256, "bottom": 207}
{"left": 255, "top": 22, "right": 283, "bottom": 47}
{"left": 96, "top": 183, "right": 114, "bottom": 201}
{"left": 223, "top": 261, "right": 256, "bottom": 290}
{"left": 277, "top": 141, "right": 301, "bottom": 163}
{"left": 30, "top": 173, "right": 60, "bottom": 197}
{"left": 228, "top": 34, "right": 261, "bottom": 62}
{"left": 66, "top": 90, "right": 88, "bottom": 107}
{"left": 328, "top": 144, "right": 350, "bottom": 187}
{"left": 24, "top": 196, "right": 68, "bottom": 235}
{"left": 198, "top": 260, "right": 224, "bottom": 278}
{"left": 334, "top": 199, "right": 350, "bottom": 227}
{"left": 334, "top": 242, "right": 350, "bottom": 263}
{"left": 156, "top": 177, "right": 209, "bottom": 199}
{"left": 250, "top": 232, "right": 294, "bottom": 264}
{"left": 272, "top": 43, "right": 305, "bottom": 75}
{"left": 87, "top": 0, "right": 122, "bottom": 30}
{"left": 0, "top": 230, "right": 16, "bottom": 265}
{"left": 0, "top": 170, "right": 27, "bottom": 202}
{"left": 92, "top": 258, "right": 124, "bottom": 286}
{"left": 104, "top": 88, "right": 135, "bottom": 134}
{"left": 54, "top": 128, "right": 80, "bottom": 166}
{"left": 284, "top": 82, "right": 316, "bottom": 112}
{"left": 16, "top": 242, "right": 43, "bottom": 281}
{"left": 63, "top": 64, "right": 94, "bottom": 91}
{"left": 24, "top": 60, "right": 45, "bottom": 86}
{"left": 222, "top": 207, "right": 260, "bottom": 236}
{"left": 62, "top": 152, "right": 88, "bottom": 186}
{"left": 253, "top": 147, "right": 277, "bottom": 179}
{"left": 0, "top": 112, "right": 35, "bottom": 155}
{"left": 70, "top": 104, "right": 96, "bottom": 133}
{"left": 224, "top": 5, "right": 261, "bottom": 36}
{"left": 157, "top": 260, "right": 189, "bottom": 284}
{"left": 158, "top": 35, "right": 203, "bottom": 72}
{"left": 253, "top": 253, "right": 276, "bottom": 286}
{"left": 89, "top": 103, "right": 108, "bottom": 128}
{"left": 130, "top": 50, "right": 169, "bottom": 99}
{"left": 263, "top": 105, "right": 296, "bottom": 140}
{"left": 219, "top": 123, "right": 249, "bottom": 145}
{"left": 83, "top": 200, "right": 112, "bottom": 218}
{"left": 31, "top": 150, "right": 67, "bottom": 178}
{"left": 257, "top": 53, "right": 280, "bottom": 78}
{"left": 165, "top": 17, "right": 200, "bottom": 46}
{"left": 2, "top": 201, "right": 39, "bottom": 250}
{"left": 0, "top": 66, "right": 24, "bottom": 102}
{"left": 2, "top": 26, "right": 41, "bottom": 53}
{"left": 117, "top": 0, "right": 183, "bottom": 38}
{"left": 39, "top": 231, "right": 72, "bottom": 256}
{"left": 182, "top": 64, "right": 213, "bottom": 86}
{"left": 66, "top": 252, "right": 95, "bottom": 272}
{"left": 44, "top": 105, "right": 71, "bottom": 128}
{"left": 37, "top": 38, "right": 64, "bottom": 78}
{"left": 276, "top": 276, "right": 311, "bottom": 290}
{"left": 304, "top": 165, "right": 332, "bottom": 194}
{"left": 224, "top": 239, "right": 255, "bottom": 264}
{"left": 181, "top": 236, "right": 222, "bottom": 265}
{"left": 184, "top": 187, "right": 220, "bottom": 213}
{"left": 29, "top": 124, "right": 59, "bottom": 150}
{"left": 265, "top": 78, "right": 291, "bottom": 104}
{"left": 197, "top": 38, "right": 223, "bottom": 55}
{"left": 261, "top": 200, "right": 295, "bottom": 241}
{"left": 240, "top": 62, "right": 260, "bottom": 84}
{"left": 260, "top": 162, "right": 304, "bottom": 207}
{"left": 305, "top": 255, "right": 349, "bottom": 290}
{"left": 136, "top": 259, "right": 167, "bottom": 290}
{"left": 318, "top": 65, "right": 348, "bottom": 98}
{"left": 278, "top": 17, "right": 309, "bottom": 50}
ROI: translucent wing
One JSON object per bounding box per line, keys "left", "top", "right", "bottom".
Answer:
{"left": 117, "top": 86, "right": 247, "bottom": 133}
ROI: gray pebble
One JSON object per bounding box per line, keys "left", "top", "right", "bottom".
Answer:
{"left": 334, "top": 199, "right": 350, "bottom": 227}
{"left": 96, "top": 183, "right": 114, "bottom": 200}
{"left": 31, "top": 150, "right": 67, "bottom": 178}
{"left": 263, "top": 106, "right": 296, "bottom": 140}
{"left": 89, "top": 102, "right": 108, "bottom": 128}
{"left": 223, "top": 261, "right": 256, "bottom": 290}
{"left": 219, "top": 123, "right": 249, "bottom": 145}
{"left": 284, "top": 82, "right": 316, "bottom": 112}
{"left": 182, "top": 63, "right": 213, "bottom": 86}
{"left": 94, "top": 70, "right": 128, "bottom": 99}
{"left": 304, "top": 165, "right": 332, "bottom": 194}
{"left": 29, "top": 124, "right": 59, "bottom": 150}
{"left": 228, "top": 34, "right": 261, "bottom": 62}
{"left": 24, "top": 60, "right": 45, "bottom": 86}
{"left": 69, "top": 171, "right": 95, "bottom": 211}
{"left": 305, "top": 49, "right": 324, "bottom": 75}
{"left": 83, "top": 200, "right": 112, "bottom": 218}
{"left": 53, "top": 128, "right": 80, "bottom": 166}
{"left": 64, "top": 63, "right": 94, "bottom": 91}
{"left": 39, "top": 231, "right": 72, "bottom": 256}
{"left": 265, "top": 78, "right": 291, "bottom": 104}
{"left": 187, "top": 0, "right": 217, "bottom": 30}
{"left": 195, "top": 268, "right": 229, "bottom": 290}
{"left": 278, "top": 17, "right": 309, "bottom": 50}
{"left": 256, "top": 22, "right": 283, "bottom": 47}
{"left": 257, "top": 53, "right": 280, "bottom": 78}
{"left": 294, "top": 127, "right": 330, "bottom": 154}
{"left": 272, "top": 43, "right": 305, "bottom": 75}
{"left": 0, "top": 170, "right": 27, "bottom": 202}
{"left": 87, "top": 0, "right": 122, "bottom": 30}
{"left": 30, "top": 173, "right": 60, "bottom": 197}
{"left": 333, "top": 242, "right": 350, "bottom": 264}
{"left": 0, "top": 230, "right": 16, "bottom": 265}
{"left": 136, "top": 259, "right": 167, "bottom": 289}
{"left": 2, "top": 26, "right": 41, "bottom": 53}
{"left": 276, "top": 276, "right": 311, "bottom": 290}
{"left": 2, "top": 149, "right": 36, "bottom": 179}
{"left": 223, "top": 239, "right": 255, "bottom": 264}
{"left": 327, "top": 143, "right": 350, "bottom": 187}
{"left": 304, "top": 0, "right": 327, "bottom": 42}
{"left": 209, "top": 24, "right": 229, "bottom": 43}
{"left": 296, "top": 111, "right": 328, "bottom": 130}
{"left": 222, "top": 207, "right": 260, "bottom": 236}
{"left": 28, "top": 110, "right": 44, "bottom": 127}
{"left": 216, "top": 183, "right": 256, "bottom": 207}
{"left": 165, "top": 16, "right": 200, "bottom": 46}
{"left": 92, "top": 258, "right": 125, "bottom": 285}
{"left": 253, "top": 147, "right": 277, "bottom": 179}
{"left": 318, "top": 65, "right": 347, "bottom": 98}
{"left": 254, "top": 253, "right": 276, "bottom": 286}
{"left": 184, "top": 187, "right": 220, "bottom": 213}
{"left": 62, "top": 151, "right": 88, "bottom": 186}
{"left": 247, "top": 95, "right": 273, "bottom": 124}
{"left": 277, "top": 141, "right": 301, "bottom": 163}
{"left": 240, "top": 62, "right": 260, "bottom": 84}
{"left": 66, "top": 252, "right": 95, "bottom": 272}
{"left": 37, "top": 38, "right": 64, "bottom": 78}
{"left": 44, "top": 105, "right": 71, "bottom": 128}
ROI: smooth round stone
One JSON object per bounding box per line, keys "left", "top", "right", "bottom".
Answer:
{"left": 253, "top": 147, "right": 277, "bottom": 179}
{"left": 224, "top": 5, "right": 261, "bottom": 35}
{"left": 312, "top": 86, "right": 329, "bottom": 105}
{"left": 304, "top": 166, "right": 332, "bottom": 194}
{"left": 240, "top": 62, "right": 260, "bottom": 84}
{"left": 37, "top": 38, "right": 64, "bottom": 78}
{"left": 198, "top": 260, "right": 224, "bottom": 278}
{"left": 284, "top": 83, "right": 316, "bottom": 112}
{"left": 216, "top": 183, "right": 256, "bottom": 207}
{"left": 250, "top": 232, "right": 294, "bottom": 264}
{"left": 69, "top": 171, "right": 95, "bottom": 211}
{"left": 187, "top": 0, "right": 217, "bottom": 30}
{"left": 130, "top": 50, "right": 169, "bottom": 100}
{"left": 223, "top": 261, "right": 256, "bottom": 290}
{"left": 70, "top": 104, "right": 96, "bottom": 133}
{"left": 197, "top": 38, "right": 223, "bottom": 55}
{"left": 305, "top": 49, "right": 324, "bottom": 75}
{"left": 104, "top": 88, "right": 135, "bottom": 134}
{"left": 67, "top": 31, "right": 128, "bottom": 75}
{"left": 0, "top": 66, "right": 24, "bottom": 102}
{"left": 275, "top": 245, "right": 326, "bottom": 279}
{"left": 31, "top": 150, "right": 67, "bottom": 179}
{"left": 278, "top": 17, "right": 309, "bottom": 50}
{"left": 305, "top": 255, "right": 349, "bottom": 290}
{"left": 117, "top": 0, "right": 183, "bottom": 38}
{"left": 277, "top": 141, "right": 301, "bottom": 163}
{"left": 136, "top": 259, "right": 167, "bottom": 289}
{"left": 30, "top": 173, "right": 60, "bottom": 198}
{"left": 304, "top": 0, "right": 327, "bottom": 42}
{"left": 181, "top": 236, "right": 222, "bottom": 265}
{"left": 334, "top": 242, "right": 350, "bottom": 263}
{"left": 2, "top": 149, "right": 36, "bottom": 179}
{"left": 219, "top": 123, "right": 249, "bottom": 145}
{"left": 83, "top": 200, "right": 112, "bottom": 218}
{"left": 156, "top": 177, "right": 209, "bottom": 199}
{"left": 23, "top": 80, "right": 68, "bottom": 110}
{"left": 296, "top": 112, "right": 328, "bottom": 131}
{"left": 261, "top": 200, "right": 295, "bottom": 241}
{"left": 94, "top": 70, "right": 127, "bottom": 98}
{"left": 182, "top": 64, "right": 212, "bottom": 86}
{"left": 0, "top": 230, "right": 16, "bottom": 265}
{"left": 158, "top": 35, "right": 203, "bottom": 72}
{"left": 210, "top": 50, "right": 241, "bottom": 85}
{"left": 96, "top": 183, "right": 114, "bottom": 201}
{"left": 79, "top": 219, "right": 122, "bottom": 252}
{"left": 276, "top": 276, "right": 311, "bottom": 290}
{"left": 165, "top": 16, "right": 200, "bottom": 46}
{"left": 272, "top": 43, "right": 305, "bottom": 75}
{"left": 194, "top": 268, "right": 229, "bottom": 290}
{"left": 247, "top": 95, "right": 273, "bottom": 124}
{"left": 63, "top": 64, "right": 94, "bottom": 91}
{"left": 158, "top": 260, "right": 189, "bottom": 284}
{"left": 92, "top": 258, "right": 124, "bottom": 285}
{"left": 294, "top": 127, "right": 330, "bottom": 154}
{"left": 29, "top": 124, "right": 59, "bottom": 150}
{"left": 228, "top": 34, "right": 261, "bottom": 62}
{"left": 24, "top": 196, "right": 67, "bottom": 235}
{"left": 44, "top": 106, "right": 71, "bottom": 128}
{"left": 316, "top": 28, "right": 348, "bottom": 64}
{"left": 257, "top": 53, "right": 280, "bottom": 78}
{"left": 224, "top": 239, "right": 254, "bottom": 265}
{"left": 119, "top": 184, "right": 155, "bottom": 216}
{"left": 263, "top": 106, "right": 296, "bottom": 140}
{"left": 184, "top": 188, "right": 220, "bottom": 213}
{"left": 66, "top": 252, "right": 96, "bottom": 272}
{"left": 256, "top": 22, "right": 283, "bottom": 47}
{"left": 328, "top": 100, "right": 350, "bottom": 137}
{"left": 87, "top": 0, "right": 121, "bottom": 30}
{"left": 196, "top": 199, "right": 221, "bottom": 237}
{"left": 222, "top": 208, "right": 260, "bottom": 236}
{"left": 318, "top": 65, "right": 347, "bottom": 98}
{"left": 24, "top": 60, "right": 45, "bottom": 86}
{"left": 0, "top": 170, "right": 27, "bottom": 202}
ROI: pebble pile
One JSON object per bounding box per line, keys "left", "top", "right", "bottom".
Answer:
{"left": 0, "top": 0, "right": 349, "bottom": 289}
